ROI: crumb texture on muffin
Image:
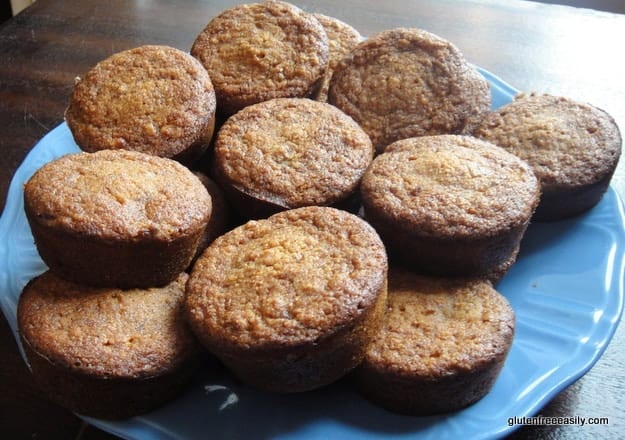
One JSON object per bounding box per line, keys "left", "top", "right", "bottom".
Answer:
{"left": 328, "top": 28, "right": 490, "bottom": 152}
{"left": 311, "top": 13, "right": 362, "bottom": 102}
{"left": 213, "top": 98, "right": 373, "bottom": 216}
{"left": 473, "top": 93, "right": 621, "bottom": 220}
{"left": 66, "top": 45, "right": 216, "bottom": 159}
{"left": 18, "top": 272, "right": 198, "bottom": 378}
{"left": 186, "top": 206, "right": 386, "bottom": 350}
{"left": 191, "top": 0, "right": 329, "bottom": 115}
{"left": 354, "top": 269, "right": 514, "bottom": 415}
{"left": 362, "top": 135, "right": 539, "bottom": 238}
{"left": 24, "top": 149, "right": 211, "bottom": 241}
{"left": 185, "top": 206, "right": 388, "bottom": 392}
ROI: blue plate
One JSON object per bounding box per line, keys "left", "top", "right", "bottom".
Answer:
{"left": 1, "top": 68, "right": 623, "bottom": 439}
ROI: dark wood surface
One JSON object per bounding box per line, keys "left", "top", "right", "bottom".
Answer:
{"left": 1, "top": 1, "right": 624, "bottom": 438}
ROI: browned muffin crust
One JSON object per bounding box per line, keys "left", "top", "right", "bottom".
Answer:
{"left": 24, "top": 149, "right": 211, "bottom": 288}
{"left": 212, "top": 98, "right": 373, "bottom": 219}
{"left": 66, "top": 45, "right": 216, "bottom": 164}
{"left": 361, "top": 135, "right": 540, "bottom": 277}
{"left": 311, "top": 13, "right": 362, "bottom": 103}
{"left": 328, "top": 27, "right": 490, "bottom": 153}
{"left": 185, "top": 206, "right": 388, "bottom": 392}
{"left": 473, "top": 93, "right": 622, "bottom": 220}
{"left": 17, "top": 272, "right": 201, "bottom": 419}
{"left": 353, "top": 269, "right": 515, "bottom": 415}
{"left": 191, "top": 0, "right": 329, "bottom": 115}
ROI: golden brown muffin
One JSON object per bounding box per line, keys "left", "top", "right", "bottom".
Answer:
{"left": 212, "top": 98, "right": 373, "bottom": 219}
{"left": 311, "top": 13, "right": 362, "bottom": 102}
{"left": 328, "top": 27, "right": 491, "bottom": 153}
{"left": 361, "top": 135, "right": 540, "bottom": 278}
{"left": 185, "top": 206, "right": 388, "bottom": 393}
{"left": 473, "top": 93, "right": 622, "bottom": 221}
{"left": 17, "top": 272, "right": 201, "bottom": 420}
{"left": 65, "top": 45, "right": 217, "bottom": 165}
{"left": 23, "top": 150, "right": 212, "bottom": 288}
{"left": 353, "top": 269, "right": 515, "bottom": 415}
{"left": 191, "top": 0, "right": 329, "bottom": 115}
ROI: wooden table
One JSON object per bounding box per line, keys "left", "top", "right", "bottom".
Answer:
{"left": 1, "top": 1, "right": 624, "bottom": 438}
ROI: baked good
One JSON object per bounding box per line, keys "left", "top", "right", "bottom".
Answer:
{"left": 185, "top": 206, "right": 388, "bottom": 392}
{"left": 191, "top": 0, "right": 329, "bottom": 115}
{"left": 472, "top": 93, "right": 622, "bottom": 220}
{"left": 311, "top": 13, "right": 362, "bottom": 102}
{"left": 353, "top": 269, "right": 515, "bottom": 415}
{"left": 212, "top": 97, "right": 373, "bottom": 219}
{"left": 360, "top": 135, "right": 540, "bottom": 279}
{"left": 328, "top": 27, "right": 491, "bottom": 153}
{"left": 65, "top": 45, "right": 217, "bottom": 165}
{"left": 23, "top": 149, "right": 211, "bottom": 288}
{"left": 17, "top": 272, "right": 201, "bottom": 419}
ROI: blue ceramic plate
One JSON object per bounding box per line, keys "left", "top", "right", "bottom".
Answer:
{"left": 1, "top": 68, "right": 624, "bottom": 440}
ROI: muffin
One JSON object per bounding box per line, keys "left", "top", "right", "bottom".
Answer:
{"left": 65, "top": 45, "right": 217, "bottom": 165}
{"left": 191, "top": 0, "right": 329, "bottom": 115}
{"left": 212, "top": 98, "right": 373, "bottom": 219}
{"left": 17, "top": 272, "right": 201, "bottom": 419}
{"left": 328, "top": 27, "right": 491, "bottom": 153}
{"left": 23, "top": 149, "right": 211, "bottom": 288}
{"left": 473, "top": 93, "right": 622, "bottom": 221}
{"left": 361, "top": 135, "right": 540, "bottom": 279}
{"left": 185, "top": 206, "right": 388, "bottom": 393}
{"left": 311, "top": 13, "right": 362, "bottom": 102}
{"left": 353, "top": 269, "right": 515, "bottom": 415}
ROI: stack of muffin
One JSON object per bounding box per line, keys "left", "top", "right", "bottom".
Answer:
{"left": 17, "top": 0, "right": 621, "bottom": 420}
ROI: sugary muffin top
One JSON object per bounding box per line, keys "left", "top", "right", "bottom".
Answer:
{"left": 214, "top": 98, "right": 373, "bottom": 208}
{"left": 473, "top": 93, "right": 622, "bottom": 190}
{"left": 66, "top": 45, "right": 216, "bottom": 158}
{"left": 364, "top": 269, "right": 514, "bottom": 377}
{"left": 328, "top": 27, "right": 490, "bottom": 153}
{"left": 191, "top": 0, "right": 329, "bottom": 114}
{"left": 18, "top": 272, "right": 198, "bottom": 379}
{"left": 186, "top": 206, "right": 387, "bottom": 352}
{"left": 361, "top": 135, "right": 540, "bottom": 238}
{"left": 24, "top": 149, "right": 211, "bottom": 241}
